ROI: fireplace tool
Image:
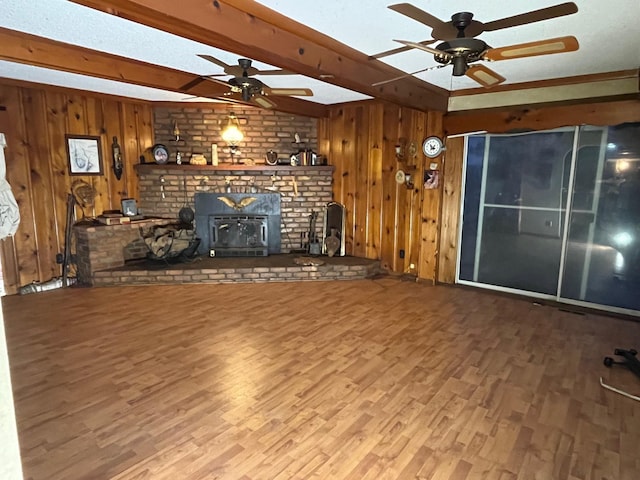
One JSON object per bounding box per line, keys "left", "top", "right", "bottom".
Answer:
{"left": 305, "top": 211, "right": 321, "bottom": 255}
{"left": 179, "top": 177, "right": 194, "bottom": 225}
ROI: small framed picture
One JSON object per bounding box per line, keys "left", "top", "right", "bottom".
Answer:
{"left": 424, "top": 169, "right": 439, "bottom": 190}
{"left": 66, "top": 135, "right": 103, "bottom": 175}
{"left": 121, "top": 198, "right": 138, "bottom": 216}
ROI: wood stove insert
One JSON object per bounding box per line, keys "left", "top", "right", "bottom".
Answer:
{"left": 195, "top": 192, "right": 281, "bottom": 256}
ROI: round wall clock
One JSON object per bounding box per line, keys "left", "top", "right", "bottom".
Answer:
{"left": 422, "top": 136, "right": 444, "bottom": 158}
{"left": 152, "top": 144, "right": 169, "bottom": 164}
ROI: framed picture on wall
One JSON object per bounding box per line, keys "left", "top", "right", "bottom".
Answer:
{"left": 424, "top": 169, "right": 439, "bottom": 189}
{"left": 66, "top": 134, "right": 103, "bottom": 175}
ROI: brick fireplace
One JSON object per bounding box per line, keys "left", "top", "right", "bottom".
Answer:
{"left": 71, "top": 163, "right": 378, "bottom": 287}
{"left": 136, "top": 164, "right": 333, "bottom": 253}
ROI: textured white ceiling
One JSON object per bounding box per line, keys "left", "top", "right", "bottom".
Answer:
{"left": 1, "top": 0, "right": 370, "bottom": 103}
{"left": 257, "top": 0, "right": 640, "bottom": 90}
{"left": 1, "top": 0, "right": 639, "bottom": 104}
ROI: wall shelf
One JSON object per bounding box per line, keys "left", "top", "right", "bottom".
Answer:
{"left": 135, "top": 164, "right": 334, "bottom": 173}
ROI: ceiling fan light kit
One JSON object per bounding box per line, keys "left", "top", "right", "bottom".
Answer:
{"left": 382, "top": 2, "right": 580, "bottom": 88}
{"left": 452, "top": 55, "right": 467, "bottom": 77}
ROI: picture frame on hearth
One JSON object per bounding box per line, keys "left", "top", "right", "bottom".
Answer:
{"left": 66, "top": 134, "right": 103, "bottom": 175}
{"left": 121, "top": 198, "right": 138, "bottom": 216}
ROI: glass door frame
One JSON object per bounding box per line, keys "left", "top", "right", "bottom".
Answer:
{"left": 455, "top": 127, "right": 640, "bottom": 317}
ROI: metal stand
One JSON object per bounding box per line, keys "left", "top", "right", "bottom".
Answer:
{"left": 62, "top": 193, "right": 77, "bottom": 287}
{"left": 600, "top": 377, "right": 640, "bottom": 402}
{"left": 322, "top": 201, "right": 345, "bottom": 256}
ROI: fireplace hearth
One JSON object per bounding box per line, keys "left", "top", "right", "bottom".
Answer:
{"left": 195, "top": 192, "right": 281, "bottom": 256}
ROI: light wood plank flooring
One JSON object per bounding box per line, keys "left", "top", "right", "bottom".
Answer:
{"left": 3, "top": 278, "right": 640, "bottom": 480}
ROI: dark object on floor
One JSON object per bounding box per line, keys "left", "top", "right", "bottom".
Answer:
{"left": 604, "top": 348, "right": 640, "bottom": 379}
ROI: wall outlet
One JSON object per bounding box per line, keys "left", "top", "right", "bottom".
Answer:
{"left": 399, "top": 249, "right": 405, "bottom": 258}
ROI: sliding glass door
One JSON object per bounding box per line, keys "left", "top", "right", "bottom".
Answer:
{"left": 458, "top": 123, "right": 640, "bottom": 315}
{"left": 560, "top": 124, "right": 640, "bottom": 311}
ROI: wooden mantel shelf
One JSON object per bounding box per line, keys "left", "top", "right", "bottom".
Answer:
{"left": 135, "top": 164, "right": 334, "bottom": 173}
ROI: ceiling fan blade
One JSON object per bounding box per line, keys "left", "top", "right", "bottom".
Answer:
{"left": 197, "top": 54, "right": 231, "bottom": 69}
{"left": 369, "top": 39, "right": 437, "bottom": 60}
{"left": 393, "top": 40, "right": 452, "bottom": 60}
{"left": 388, "top": 4, "right": 449, "bottom": 33}
{"left": 253, "top": 95, "right": 276, "bottom": 109}
{"left": 484, "top": 36, "right": 579, "bottom": 61}
{"left": 482, "top": 2, "right": 578, "bottom": 33}
{"left": 225, "top": 66, "right": 253, "bottom": 77}
{"left": 465, "top": 64, "right": 506, "bottom": 88}
{"left": 264, "top": 87, "right": 313, "bottom": 97}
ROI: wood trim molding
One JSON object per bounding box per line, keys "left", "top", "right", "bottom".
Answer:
{"left": 444, "top": 99, "right": 640, "bottom": 136}
{"left": 448, "top": 78, "right": 639, "bottom": 113}
{"left": 69, "top": 0, "right": 449, "bottom": 111}
{"left": 450, "top": 69, "right": 639, "bottom": 97}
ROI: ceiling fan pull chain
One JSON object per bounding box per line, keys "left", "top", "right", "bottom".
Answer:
{"left": 372, "top": 65, "right": 446, "bottom": 87}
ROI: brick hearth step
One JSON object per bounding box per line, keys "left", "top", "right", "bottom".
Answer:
{"left": 92, "top": 254, "right": 381, "bottom": 286}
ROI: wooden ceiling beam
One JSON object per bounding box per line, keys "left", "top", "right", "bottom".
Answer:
{"left": 0, "top": 28, "right": 328, "bottom": 118}
{"left": 69, "top": 0, "right": 449, "bottom": 111}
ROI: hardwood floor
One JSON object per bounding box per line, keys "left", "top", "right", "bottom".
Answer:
{"left": 3, "top": 278, "right": 640, "bottom": 480}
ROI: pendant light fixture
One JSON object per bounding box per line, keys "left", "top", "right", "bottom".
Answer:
{"left": 221, "top": 113, "right": 244, "bottom": 163}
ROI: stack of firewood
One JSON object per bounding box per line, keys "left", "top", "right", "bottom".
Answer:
{"left": 141, "top": 225, "right": 195, "bottom": 259}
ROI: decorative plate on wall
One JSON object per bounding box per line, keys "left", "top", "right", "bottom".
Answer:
{"left": 152, "top": 144, "right": 169, "bottom": 164}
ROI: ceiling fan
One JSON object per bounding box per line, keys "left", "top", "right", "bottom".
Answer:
{"left": 181, "top": 56, "right": 313, "bottom": 108}
{"left": 374, "top": 2, "right": 579, "bottom": 88}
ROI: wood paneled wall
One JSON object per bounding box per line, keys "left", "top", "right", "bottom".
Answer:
{"left": 4, "top": 82, "right": 634, "bottom": 295}
{"left": 0, "top": 82, "right": 153, "bottom": 294}
{"left": 319, "top": 98, "right": 640, "bottom": 286}
{"left": 318, "top": 101, "right": 444, "bottom": 282}
{"left": 437, "top": 136, "right": 464, "bottom": 284}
